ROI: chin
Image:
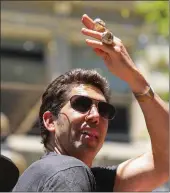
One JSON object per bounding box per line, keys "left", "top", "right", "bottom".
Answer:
{"left": 73, "top": 140, "right": 101, "bottom": 155}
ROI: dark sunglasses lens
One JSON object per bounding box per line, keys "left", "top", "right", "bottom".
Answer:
{"left": 70, "top": 96, "right": 92, "bottom": 113}
{"left": 98, "top": 102, "right": 116, "bottom": 119}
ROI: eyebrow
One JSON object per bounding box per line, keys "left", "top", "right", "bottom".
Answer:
{"left": 71, "top": 94, "right": 106, "bottom": 102}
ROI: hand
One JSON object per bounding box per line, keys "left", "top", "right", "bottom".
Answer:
{"left": 81, "top": 14, "right": 149, "bottom": 93}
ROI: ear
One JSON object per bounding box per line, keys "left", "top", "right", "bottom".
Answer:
{"left": 43, "top": 111, "right": 56, "bottom": 132}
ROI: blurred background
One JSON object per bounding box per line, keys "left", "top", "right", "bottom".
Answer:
{"left": 1, "top": 1, "right": 169, "bottom": 191}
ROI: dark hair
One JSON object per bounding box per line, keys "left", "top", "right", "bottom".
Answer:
{"left": 39, "top": 68, "right": 110, "bottom": 149}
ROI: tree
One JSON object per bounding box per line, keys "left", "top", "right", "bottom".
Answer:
{"left": 135, "top": 1, "right": 168, "bottom": 37}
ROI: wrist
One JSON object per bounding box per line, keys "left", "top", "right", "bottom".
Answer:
{"left": 128, "top": 72, "right": 150, "bottom": 94}
{"left": 133, "top": 86, "right": 154, "bottom": 102}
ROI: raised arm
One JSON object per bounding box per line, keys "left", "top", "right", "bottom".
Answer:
{"left": 81, "top": 14, "right": 169, "bottom": 191}
{"left": 114, "top": 79, "right": 169, "bottom": 191}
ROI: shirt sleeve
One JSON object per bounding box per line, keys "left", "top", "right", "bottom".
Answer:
{"left": 41, "top": 166, "right": 96, "bottom": 192}
{"left": 91, "top": 166, "right": 118, "bottom": 192}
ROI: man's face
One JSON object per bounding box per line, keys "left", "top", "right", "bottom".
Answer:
{"left": 53, "top": 84, "right": 109, "bottom": 161}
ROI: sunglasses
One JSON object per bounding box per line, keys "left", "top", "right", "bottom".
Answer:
{"left": 70, "top": 95, "right": 116, "bottom": 120}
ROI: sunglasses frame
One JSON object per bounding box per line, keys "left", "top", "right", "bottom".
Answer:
{"left": 69, "top": 95, "right": 116, "bottom": 120}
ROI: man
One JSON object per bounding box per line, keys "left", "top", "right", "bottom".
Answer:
{"left": 13, "top": 14, "right": 169, "bottom": 192}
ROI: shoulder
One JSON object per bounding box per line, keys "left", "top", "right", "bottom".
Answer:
{"left": 35, "top": 153, "right": 95, "bottom": 191}
{"left": 91, "top": 165, "right": 118, "bottom": 192}
{"left": 13, "top": 153, "right": 95, "bottom": 191}
{"left": 42, "top": 163, "right": 96, "bottom": 191}
{"left": 20, "top": 153, "right": 92, "bottom": 178}
{"left": 39, "top": 153, "right": 91, "bottom": 173}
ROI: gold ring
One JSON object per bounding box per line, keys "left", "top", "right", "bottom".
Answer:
{"left": 94, "top": 18, "right": 106, "bottom": 32}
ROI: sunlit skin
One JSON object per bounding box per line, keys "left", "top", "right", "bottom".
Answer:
{"left": 43, "top": 84, "right": 108, "bottom": 167}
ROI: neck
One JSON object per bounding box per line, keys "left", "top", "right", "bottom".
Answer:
{"left": 46, "top": 135, "right": 95, "bottom": 168}
{"left": 46, "top": 144, "right": 94, "bottom": 168}
{"left": 46, "top": 140, "right": 68, "bottom": 155}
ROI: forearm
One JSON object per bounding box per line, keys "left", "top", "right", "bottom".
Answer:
{"left": 138, "top": 94, "right": 168, "bottom": 159}
{"left": 129, "top": 73, "right": 169, "bottom": 170}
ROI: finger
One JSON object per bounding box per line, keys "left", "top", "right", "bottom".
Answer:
{"left": 93, "top": 49, "right": 102, "bottom": 56}
{"left": 82, "top": 28, "right": 122, "bottom": 47}
{"left": 113, "top": 37, "right": 122, "bottom": 46}
{"left": 94, "top": 48, "right": 104, "bottom": 54}
{"left": 113, "top": 45, "right": 121, "bottom": 53}
{"left": 93, "top": 48, "right": 110, "bottom": 61}
{"left": 93, "top": 48, "right": 105, "bottom": 56}
{"left": 86, "top": 39, "right": 122, "bottom": 58}
{"left": 82, "top": 14, "right": 122, "bottom": 45}
{"left": 86, "top": 39, "right": 113, "bottom": 54}
{"left": 82, "top": 14, "right": 95, "bottom": 30}
{"left": 81, "top": 28, "right": 102, "bottom": 41}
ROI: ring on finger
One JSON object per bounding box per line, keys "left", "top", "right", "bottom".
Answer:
{"left": 101, "top": 31, "right": 114, "bottom": 45}
{"left": 94, "top": 18, "right": 106, "bottom": 32}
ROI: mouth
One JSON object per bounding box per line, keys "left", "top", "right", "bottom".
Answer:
{"left": 81, "top": 130, "right": 99, "bottom": 140}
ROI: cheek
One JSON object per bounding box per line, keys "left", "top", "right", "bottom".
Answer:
{"left": 69, "top": 110, "right": 86, "bottom": 123}
{"left": 101, "top": 120, "right": 108, "bottom": 136}
{"left": 68, "top": 110, "right": 86, "bottom": 132}
{"left": 105, "top": 121, "right": 109, "bottom": 130}
{"left": 61, "top": 105, "right": 85, "bottom": 125}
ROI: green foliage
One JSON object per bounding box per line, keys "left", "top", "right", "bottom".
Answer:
{"left": 159, "top": 91, "right": 169, "bottom": 102}
{"left": 135, "top": 1, "right": 169, "bottom": 37}
{"left": 151, "top": 56, "right": 169, "bottom": 74}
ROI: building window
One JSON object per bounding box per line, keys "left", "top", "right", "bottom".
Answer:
{"left": 1, "top": 38, "right": 46, "bottom": 133}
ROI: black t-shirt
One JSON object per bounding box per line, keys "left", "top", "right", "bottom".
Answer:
{"left": 91, "top": 166, "right": 117, "bottom": 192}
{"left": 12, "top": 152, "right": 117, "bottom": 192}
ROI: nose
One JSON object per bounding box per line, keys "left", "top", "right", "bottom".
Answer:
{"left": 85, "top": 105, "right": 100, "bottom": 125}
